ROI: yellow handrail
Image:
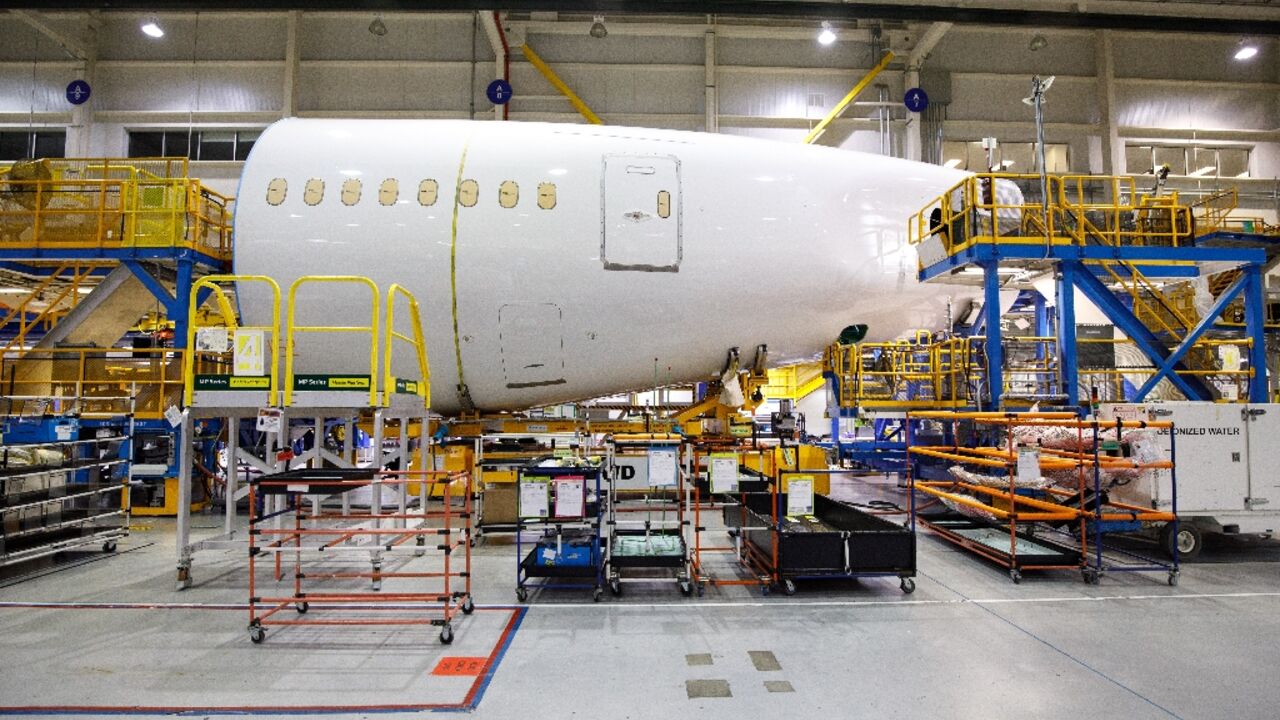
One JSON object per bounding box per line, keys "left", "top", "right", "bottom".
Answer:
{"left": 284, "top": 275, "right": 380, "bottom": 407}
{"left": 0, "top": 158, "right": 232, "bottom": 258}
{"left": 183, "top": 274, "right": 281, "bottom": 406}
{"left": 383, "top": 283, "right": 431, "bottom": 409}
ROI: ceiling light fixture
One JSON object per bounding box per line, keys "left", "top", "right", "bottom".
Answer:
{"left": 589, "top": 16, "right": 607, "bottom": 39}
{"left": 368, "top": 16, "right": 388, "bottom": 37}
{"left": 140, "top": 16, "right": 164, "bottom": 38}
{"left": 817, "top": 22, "right": 837, "bottom": 46}
{"left": 1234, "top": 41, "right": 1258, "bottom": 61}
{"left": 1029, "top": 34, "right": 1048, "bottom": 52}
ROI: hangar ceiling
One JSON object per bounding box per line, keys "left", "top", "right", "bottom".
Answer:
{"left": 4, "top": 1, "right": 1279, "bottom": 35}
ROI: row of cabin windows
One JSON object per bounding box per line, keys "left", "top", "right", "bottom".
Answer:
{"left": 265, "top": 177, "right": 559, "bottom": 210}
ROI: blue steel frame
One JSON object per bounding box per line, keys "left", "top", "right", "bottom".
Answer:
{"left": 0, "top": 247, "right": 226, "bottom": 351}
{"left": 920, "top": 242, "right": 1270, "bottom": 408}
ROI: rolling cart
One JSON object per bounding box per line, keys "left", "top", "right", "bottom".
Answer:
{"left": 515, "top": 458, "right": 605, "bottom": 601}
{"left": 735, "top": 470, "right": 917, "bottom": 595}
{"left": 604, "top": 434, "right": 692, "bottom": 596}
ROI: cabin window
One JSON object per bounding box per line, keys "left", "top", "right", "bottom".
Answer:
{"left": 422, "top": 178, "right": 442, "bottom": 204}
{"left": 458, "top": 179, "right": 479, "bottom": 208}
{"left": 303, "top": 178, "right": 324, "bottom": 206}
{"left": 537, "top": 182, "right": 557, "bottom": 210}
{"left": 657, "top": 190, "right": 671, "bottom": 219}
{"left": 379, "top": 179, "right": 398, "bottom": 206}
{"left": 422, "top": 178, "right": 442, "bottom": 206}
{"left": 341, "top": 178, "right": 362, "bottom": 206}
{"left": 498, "top": 180, "right": 519, "bottom": 209}
{"left": 266, "top": 178, "right": 287, "bottom": 206}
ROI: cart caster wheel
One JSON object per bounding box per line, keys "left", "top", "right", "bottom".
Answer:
{"left": 1167, "top": 571, "right": 1179, "bottom": 587}
{"left": 900, "top": 578, "right": 916, "bottom": 594}
{"left": 1009, "top": 569, "right": 1022, "bottom": 584}
{"left": 439, "top": 624, "right": 454, "bottom": 645}
{"left": 593, "top": 587, "right": 604, "bottom": 603}
{"left": 782, "top": 579, "right": 796, "bottom": 596}
{"left": 680, "top": 581, "right": 693, "bottom": 597}
{"left": 516, "top": 587, "right": 528, "bottom": 603}
{"left": 696, "top": 584, "right": 705, "bottom": 598}
{"left": 1082, "top": 568, "right": 1101, "bottom": 585}
{"left": 295, "top": 601, "right": 309, "bottom": 614}
{"left": 102, "top": 541, "right": 117, "bottom": 553}
{"left": 609, "top": 578, "right": 622, "bottom": 596}
{"left": 461, "top": 596, "right": 475, "bottom": 614}
{"left": 175, "top": 566, "right": 192, "bottom": 591}
{"left": 249, "top": 624, "right": 266, "bottom": 644}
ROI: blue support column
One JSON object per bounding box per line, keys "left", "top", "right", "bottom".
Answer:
{"left": 1034, "top": 290, "right": 1050, "bottom": 362}
{"left": 1244, "top": 264, "right": 1269, "bottom": 403}
{"left": 983, "top": 261, "right": 1004, "bottom": 410}
{"left": 172, "top": 258, "right": 193, "bottom": 350}
{"left": 1057, "top": 264, "right": 1079, "bottom": 406}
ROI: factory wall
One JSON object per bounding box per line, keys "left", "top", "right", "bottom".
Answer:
{"left": 0, "top": 11, "right": 1274, "bottom": 213}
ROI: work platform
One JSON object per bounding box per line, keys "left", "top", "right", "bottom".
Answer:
{"left": 907, "top": 172, "right": 1275, "bottom": 408}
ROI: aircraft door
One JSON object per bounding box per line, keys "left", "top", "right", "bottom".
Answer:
{"left": 498, "top": 303, "right": 567, "bottom": 389}
{"left": 602, "top": 154, "right": 682, "bottom": 272}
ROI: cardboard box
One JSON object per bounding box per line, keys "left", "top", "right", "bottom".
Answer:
{"left": 482, "top": 482, "right": 518, "bottom": 526}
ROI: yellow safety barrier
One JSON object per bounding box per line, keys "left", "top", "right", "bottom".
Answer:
{"left": 182, "top": 275, "right": 281, "bottom": 407}
{"left": 0, "top": 262, "right": 110, "bottom": 356}
{"left": 383, "top": 283, "right": 431, "bottom": 409}
{"left": 284, "top": 276, "right": 380, "bottom": 407}
{"left": 0, "top": 157, "right": 232, "bottom": 259}
{"left": 824, "top": 336, "right": 981, "bottom": 410}
{"left": 909, "top": 172, "right": 1199, "bottom": 254}
{"left": 1, "top": 347, "right": 184, "bottom": 419}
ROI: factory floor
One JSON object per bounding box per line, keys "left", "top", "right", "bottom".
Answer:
{"left": 2, "top": 475, "right": 1279, "bottom": 720}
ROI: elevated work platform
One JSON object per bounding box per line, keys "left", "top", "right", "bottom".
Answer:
{"left": 907, "top": 172, "right": 1273, "bottom": 408}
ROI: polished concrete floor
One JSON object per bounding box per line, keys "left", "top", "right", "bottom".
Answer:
{"left": 2, "top": 480, "right": 1279, "bottom": 719}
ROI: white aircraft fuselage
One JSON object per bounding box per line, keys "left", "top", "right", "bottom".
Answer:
{"left": 234, "top": 119, "right": 969, "bottom": 415}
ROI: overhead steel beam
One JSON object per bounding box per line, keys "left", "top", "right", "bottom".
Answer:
{"left": 9, "top": 3, "right": 1278, "bottom": 35}
{"left": 8, "top": 9, "right": 88, "bottom": 60}
{"left": 803, "top": 51, "right": 894, "bottom": 145}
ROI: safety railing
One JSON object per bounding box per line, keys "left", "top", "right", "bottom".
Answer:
{"left": 183, "top": 275, "right": 281, "bottom": 407}
{"left": 0, "top": 347, "right": 185, "bottom": 419}
{"left": 382, "top": 283, "right": 430, "bottom": 409}
{"left": 824, "top": 335, "right": 982, "bottom": 409}
{"left": 1188, "top": 188, "right": 1277, "bottom": 238}
{"left": 825, "top": 332, "right": 1254, "bottom": 409}
{"left": 0, "top": 157, "right": 232, "bottom": 260}
{"left": 909, "top": 172, "right": 1202, "bottom": 260}
{"left": 0, "top": 262, "right": 110, "bottom": 356}
{"left": 284, "top": 276, "right": 380, "bottom": 407}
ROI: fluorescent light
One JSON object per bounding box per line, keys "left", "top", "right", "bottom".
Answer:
{"left": 943, "top": 159, "right": 962, "bottom": 169}
{"left": 1188, "top": 165, "right": 1217, "bottom": 177}
{"left": 140, "top": 17, "right": 164, "bottom": 38}
{"left": 1234, "top": 45, "right": 1258, "bottom": 61}
{"left": 76, "top": 287, "right": 94, "bottom": 294}
{"left": 1001, "top": 160, "right": 1016, "bottom": 168}
{"left": 817, "top": 22, "right": 836, "bottom": 46}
